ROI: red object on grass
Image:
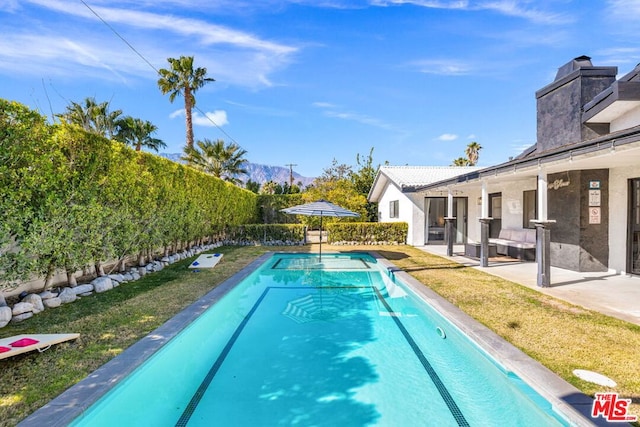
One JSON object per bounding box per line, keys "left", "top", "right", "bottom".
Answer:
{"left": 9, "top": 338, "right": 40, "bottom": 347}
{"left": 0, "top": 346, "right": 11, "bottom": 353}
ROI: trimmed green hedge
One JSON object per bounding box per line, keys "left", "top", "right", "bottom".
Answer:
{"left": 326, "top": 222, "right": 408, "bottom": 244}
{"left": 1, "top": 99, "right": 258, "bottom": 290}
{"left": 223, "top": 224, "right": 306, "bottom": 245}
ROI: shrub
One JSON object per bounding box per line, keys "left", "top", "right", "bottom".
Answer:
{"left": 326, "top": 222, "right": 408, "bottom": 244}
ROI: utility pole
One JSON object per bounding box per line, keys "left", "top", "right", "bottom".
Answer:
{"left": 285, "top": 163, "right": 297, "bottom": 188}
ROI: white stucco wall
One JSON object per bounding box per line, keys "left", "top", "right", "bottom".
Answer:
{"left": 377, "top": 182, "right": 424, "bottom": 245}
{"left": 611, "top": 105, "right": 640, "bottom": 133}
{"left": 609, "top": 165, "right": 639, "bottom": 273}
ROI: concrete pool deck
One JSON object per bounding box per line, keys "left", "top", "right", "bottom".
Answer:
{"left": 418, "top": 245, "right": 640, "bottom": 327}
{"left": 19, "top": 251, "right": 623, "bottom": 427}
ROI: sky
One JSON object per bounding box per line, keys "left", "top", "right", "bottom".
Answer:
{"left": 2, "top": 1, "right": 640, "bottom": 179}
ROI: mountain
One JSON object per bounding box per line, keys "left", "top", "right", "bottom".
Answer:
{"left": 158, "top": 153, "right": 316, "bottom": 187}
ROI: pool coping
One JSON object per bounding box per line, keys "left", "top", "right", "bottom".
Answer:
{"left": 370, "top": 252, "right": 618, "bottom": 427}
{"left": 18, "top": 251, "right": 617, "bottom": 426}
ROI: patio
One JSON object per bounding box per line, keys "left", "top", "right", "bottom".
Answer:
{"left": 419, "top": 245, "right": 640, "bottom": 326}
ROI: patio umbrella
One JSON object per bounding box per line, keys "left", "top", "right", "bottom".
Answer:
{"left": 281, "top": 199, "right": 360, "bottom": 260}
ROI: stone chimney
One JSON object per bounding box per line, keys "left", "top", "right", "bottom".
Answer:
{"left": 535, "top": 56, "right": 617, "bottom": 152}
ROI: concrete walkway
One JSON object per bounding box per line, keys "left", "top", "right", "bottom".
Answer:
{"left": 417, "top": 245, "right": 640, "bottom": 326}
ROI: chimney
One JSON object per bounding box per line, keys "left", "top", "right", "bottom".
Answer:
{"left": 535, "top": 56, "right": 617, "bottom": 152}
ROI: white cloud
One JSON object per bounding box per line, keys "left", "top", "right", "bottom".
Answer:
{"left": 467, "top": 134, "right": 477, "bottom": 139}
{"left": 0, "top": 0, "right": 298, "bottom": 88}
{"left": 437, "top": 133, "right": 458, "bottom": 141}
{"left": 410, "top": 59, "right": 472, "bottom": 76}
{"left": 194, "top": 110, "right": 229, "bottom": 127}
{"left": 170, "top": 109, "right": 229, "bottom": 127}
{"left": 370, "top": 0, "right": 571, "bottom": 24}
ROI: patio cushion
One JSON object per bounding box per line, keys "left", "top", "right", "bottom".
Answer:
{"left": 525, "top": 229, "right": 537, "bottom": 243}
{"left": 498, "top": 229, "right": 512, "bottom": 240}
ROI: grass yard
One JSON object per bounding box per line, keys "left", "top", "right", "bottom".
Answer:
{"left": 0, "top": 244, "right": 638, "bottom": 426}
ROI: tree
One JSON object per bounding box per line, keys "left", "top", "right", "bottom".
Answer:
{"left": 465, "top": 141, "right": 482, "bottom": 166}
{"left": 451, "top": 157, "right": 470, "bottom": 166}
{"left": 157, "top": 56, "right": 214, "bottom": 149}
{"left": 349, "top": 147, "right": 378, "bottom": 221}
{"left": 245, "top": 179, "right": 261, "bottom": 194}
{"left": 182, "top": 138, "right": 248, "bottom": 185}
{"left": 57, "top": 97, "right": 122, "bottom": 139}
{"left": 115, "top": 116, "right": 166, "bottom": 152}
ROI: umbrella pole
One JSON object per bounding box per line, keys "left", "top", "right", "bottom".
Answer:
{"left": 319, "top": 214, "right": 323, "bottom": 261}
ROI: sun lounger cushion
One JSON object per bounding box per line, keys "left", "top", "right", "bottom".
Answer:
{"left": 10, "top": 338, "right": 40, "bottom": 347}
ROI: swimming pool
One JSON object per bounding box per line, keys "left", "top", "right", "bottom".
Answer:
{"left": 24, "top": 252, "right": 592, "bottom": 426}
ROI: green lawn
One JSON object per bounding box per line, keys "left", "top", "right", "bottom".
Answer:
{"left": 0, "top": 245, "right": 638, "bottom": 426}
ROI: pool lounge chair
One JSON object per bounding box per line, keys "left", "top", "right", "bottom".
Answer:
{"left": 0, "top": 333, "right": 80, "bottom": 360}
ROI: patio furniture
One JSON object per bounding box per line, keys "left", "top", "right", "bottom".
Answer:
{"left": 490, "top": 228, "right": 536, "bottom": 261}
{"left": 464, "top": 242, "right": 497, "bottom": 258}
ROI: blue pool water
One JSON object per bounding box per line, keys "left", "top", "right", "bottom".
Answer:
{"left": 71, "top": 253, "right": 569, "bottom": 426}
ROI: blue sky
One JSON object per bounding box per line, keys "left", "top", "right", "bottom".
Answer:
{"left": 2, "top": 1, "right": 639, "bottom": 178}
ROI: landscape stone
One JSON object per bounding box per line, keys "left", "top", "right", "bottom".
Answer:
{"left": 72, "top": 284, "right": 94, "bottom": 295}
{"left": 43, "top": 297, "right": 62, "bottom": 309}
{"left": 92, "top": 276, "right": 113, "bottom": 293}
{"left": 131, "top": 272, "right": 141, "bottom": 280}
{"left": 12, "top": 302, "right": 34, "bottom": 315}
{"left": 78, "top": 292, "right": 93, "bottom": 297}
{"left": 39, "top": 291, "right": 57, "bottom": 300}
{"left": 11, "top": 312, "right": 33, "bottom": 323}
{"left": 22, "top": 294, "right": 44, "bottom": 314}
{"left": 58, "top": 288, "right": 77, "bottom": 303}
{"left": 123, "top": 273, "right": 134, "bottom": 281}
{"left": 108, "top": 274, "right": 125, "bottom": 283}
{"left": 0, "top": 293, "right": 6, "bottom": 307}
{"left": 0, "top": 306, "right": 12, "bottom": 328}
{"left": 138, "top": 267, "right": 147, "bottom": 277}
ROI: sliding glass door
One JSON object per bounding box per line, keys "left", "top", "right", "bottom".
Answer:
{"left": 425, "top": 197, "right": 467, "bottom": 244}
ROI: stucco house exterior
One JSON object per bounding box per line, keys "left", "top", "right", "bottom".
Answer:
{"left": 369, "top": 56, "right": 640, "bottom": 279}
{"left": 368, "top": 166, "right": 480, "bottom": 245}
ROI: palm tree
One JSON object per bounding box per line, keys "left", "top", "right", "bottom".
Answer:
{"left": 451, "top": 157, "right": 470, "bottom": 166}
{"left": 157, "top": 56, "right": 215, "bottom": 149}
{"left": 182, "top": 138, "right": 248, "bottom": 185}
{"left": 465, "top": 141, "right": 482, "bottom": 166}
{"left": 115, "top": 116, "right": 166, "bottom": 152}
{"left": 57, "top": 97, "right": 122, "bottom": 139}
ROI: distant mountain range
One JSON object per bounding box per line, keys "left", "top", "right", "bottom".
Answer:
{"left": 158, "top": 153, "right": 316, "bottom": 187}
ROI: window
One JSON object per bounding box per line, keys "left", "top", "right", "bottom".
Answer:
{"left": 389, "top": 200, "right": 399, "bottom": 218}
{"left": 523, "top": 190, "right": 537, "bottom": 228}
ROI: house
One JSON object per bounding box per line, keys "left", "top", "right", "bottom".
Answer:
{"left": 369, "top": 56, "right": 640, "bottom": 280}
{"left": 368, "top": 165, "right": 480, "bottom": 245}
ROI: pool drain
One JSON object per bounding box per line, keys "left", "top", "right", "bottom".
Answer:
{"left": 436, "top": 326, "right": 446, "bottom": 339}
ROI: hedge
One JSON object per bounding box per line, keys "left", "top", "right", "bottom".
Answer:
{"left": 0, "top": 100, "right": 258, "bottom": 291}
{"left": 326, "top": 222, "right": 408, "bottom": 244}
{"left": 222, "top": 224, "right": 306, "bottom": 245}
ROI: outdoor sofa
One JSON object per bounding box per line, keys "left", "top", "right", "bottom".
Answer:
{"left": 489, "top": 228, "right": 536, "bottom": 261}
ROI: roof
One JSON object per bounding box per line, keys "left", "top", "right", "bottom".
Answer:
{"left": 368, "top": 165, "right": 482, "bottom": 202}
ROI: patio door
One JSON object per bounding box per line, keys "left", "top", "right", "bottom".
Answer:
{"left": 489, "top": 193, "right": 502, "bottom": 238}
{"left": 425, "top": 197, "right": 467, "bottom": 244}
{"left": 628, "top": 179, "right": 640, "bottom": 275}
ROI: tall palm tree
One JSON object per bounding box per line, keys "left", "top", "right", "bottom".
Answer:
{"left": 115, "top": 116, "right": 166, "bottom": 152}
{"left": 157, "top": 56, "right": 215, "bottom": 149}
{"left": 465, "top": 141, "right": 482, "bottom": 166}
{"left": 57, "top": 97, "right": 122, "bottom": 139}
{"left": 182, "top": 138, "right": 248, "bottom": 185}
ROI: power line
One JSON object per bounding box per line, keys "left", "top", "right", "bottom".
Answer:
{"left": 78, "top": 0, "right": 241, "bottom": 147}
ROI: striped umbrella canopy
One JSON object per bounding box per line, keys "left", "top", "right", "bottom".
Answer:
{"left": 281, "top": 199, "right": 360, "bottom": 260}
